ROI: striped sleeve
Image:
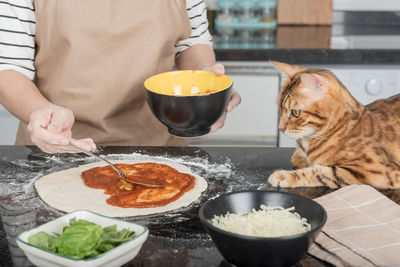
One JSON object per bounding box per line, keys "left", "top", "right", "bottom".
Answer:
{"left": 0, "top": 0, "right": 35, "bottom": 80}
{"left": 175, "top": 0, "right": 213, "bottom": 56}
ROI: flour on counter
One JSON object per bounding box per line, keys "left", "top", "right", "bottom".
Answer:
{"left": 0, "top": 150, "right": 236, "bottom": 218}
{"left": 1, "top": 149, "right": 249, "bottom": 240}
{"left": 104, "top": 152, "right": 234, "bottom": 177}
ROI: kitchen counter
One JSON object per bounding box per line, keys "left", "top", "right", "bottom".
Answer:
{"left": 214, "top": 11, "right": 400, "bottom": 65}
{"left": 1, "top": 145, "right": 400, "bottom": 267}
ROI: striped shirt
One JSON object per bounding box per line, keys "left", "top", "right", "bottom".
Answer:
{"left": 0, "top": 0, "right": 212, "bottom": 80}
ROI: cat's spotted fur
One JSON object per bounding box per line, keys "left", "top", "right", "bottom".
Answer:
{"left": 268, "top": 61, "right": 400, "bottom": 189}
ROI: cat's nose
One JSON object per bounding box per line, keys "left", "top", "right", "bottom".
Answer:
{"left": 279, "top": 126, "right": 286, "bottom": 132}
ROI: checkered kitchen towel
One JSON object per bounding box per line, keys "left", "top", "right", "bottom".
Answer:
{"left": 308, "top": 185, "right": 400, "bottom": 267}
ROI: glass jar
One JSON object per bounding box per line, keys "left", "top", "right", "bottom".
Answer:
{"left": 258, "top": 0, "right": 276, "bottom": 23}
{"left": 216, "top": 0, "right": 236, "bottom": 24}
{"left": 215, "top": 28, "right": 236, "bottom": 49}
{"left": 256, "top": 28, "right": 276, "bottom": 48}
{"left": 237, "top": 1, "right": 257, "bottom": 24}
{"left": 258, "top": 28, "right": 275, "bottom": 43}
{"left": 237, "top": 29, "right": 256, "bottom": 49}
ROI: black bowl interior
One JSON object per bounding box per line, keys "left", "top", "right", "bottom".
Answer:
{"left": 199, "top": 190, "right": 327, "bottom": 267}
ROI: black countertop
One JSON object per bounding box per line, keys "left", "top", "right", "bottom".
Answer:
{"left": 213, "top": 11, "right": 400, "bottom": 65}
{"left": 1, "top": 146, "right": 400, "bottom": 267}
{"left": 216, "top": 49, "right": 400, "bottom": 65}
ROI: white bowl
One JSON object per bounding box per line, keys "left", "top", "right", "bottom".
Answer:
{"left": 16, "top": 210, "right": 149, "bottom": 267}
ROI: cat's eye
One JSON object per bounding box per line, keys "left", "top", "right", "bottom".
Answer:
{"left": 291, "top": 109, "right": 302, "bottom": 118}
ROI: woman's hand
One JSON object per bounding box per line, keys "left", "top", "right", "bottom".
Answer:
{"left": 27, "top": 104, "right": 96, "bottom": 153}
{"left": 207, "top": 63, "right": 241, "bottom": 132}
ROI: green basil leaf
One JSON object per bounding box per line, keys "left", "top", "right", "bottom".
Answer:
{"left": 27, "top": 218, "right": 135, "bottom": 259}
{"left": 58, "top": 224, "right": 104, "bottom": 259}
{"left": 103, "top": 224, "right": 117, "bottom": 234}
{"left": 96, "top": 243, "right": 115, "bottom": 253}
{"left": 86, "top": 249, "right": 101, "bottom": 258}
{"left": 27, "top": 231, "right": 58, "bottom": 252}
{"left": 102, "top": 228, "right": 134, "bottom": 245}
{"left": 69, "top": 218, "right": 96, "bottom": 227}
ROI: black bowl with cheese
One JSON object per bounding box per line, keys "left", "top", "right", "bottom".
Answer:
{"left": 198, "top": 190, "right": 327, "bottom": 267}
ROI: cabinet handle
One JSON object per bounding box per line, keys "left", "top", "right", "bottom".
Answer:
{"left": 224, "top": 65, "right": 278, "bottom": 75}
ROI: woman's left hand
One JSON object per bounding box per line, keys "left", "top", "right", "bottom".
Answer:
{"left": 206, "top": 63, "right": 241, "bottom": 133}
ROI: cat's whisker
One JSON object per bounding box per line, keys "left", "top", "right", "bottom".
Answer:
{"left": 284, "top": 129, "right": 323, "bottom": 141}
{"left": 283, "top": 130, "right": 302, "bottom": 138}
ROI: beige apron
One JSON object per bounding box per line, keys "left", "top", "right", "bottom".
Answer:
{"left": 16, "top": 0, "right": 190, "bottom": 146}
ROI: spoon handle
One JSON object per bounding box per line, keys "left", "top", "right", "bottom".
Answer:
{"left": 68, "top": 143, "right": 125, "bottom": 178}
{"left": 68, "top": 143, "right": 164, "bottom": 188}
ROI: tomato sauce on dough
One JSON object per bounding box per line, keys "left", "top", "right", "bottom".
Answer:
{"left": 81, "top": 163, "right": 195, "bottom": 208}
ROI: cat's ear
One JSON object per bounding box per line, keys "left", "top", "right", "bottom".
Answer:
{"left": 300, "top": 73, "right": 328, "bottom": 100}
{"left": 270, "top": 61, "right": 305, "bottom": 82}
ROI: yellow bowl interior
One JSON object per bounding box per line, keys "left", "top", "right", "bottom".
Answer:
{"left": 144, "top": 70, "right": 232, "bottom": 96}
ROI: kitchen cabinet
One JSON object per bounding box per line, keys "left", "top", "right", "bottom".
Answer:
{"left": 0, "top": 105, "right": 18, "bottom": 145}
{"left": 189, "top": 61, "right": 280, "bottom": 147}
{"left": 277, "top": 0, "right": 333, "bottom": 25}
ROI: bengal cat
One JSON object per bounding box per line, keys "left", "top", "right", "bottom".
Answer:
{"left": 268, "top": 61, "right": 400, "bottom": 189}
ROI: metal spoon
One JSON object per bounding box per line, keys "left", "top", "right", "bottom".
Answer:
{"left": 68, "top": 143, "right": 165, "bottom": 188}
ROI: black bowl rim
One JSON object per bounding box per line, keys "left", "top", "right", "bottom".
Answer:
{"left": 145, "top": 83, "right": 233, "bottom": 97}
{"left": 198, "top": 190, "right": 327, "bottom": 241}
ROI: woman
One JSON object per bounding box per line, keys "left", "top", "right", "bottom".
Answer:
{"left": 0, "top": 0, "right": 241, "bottom": 153}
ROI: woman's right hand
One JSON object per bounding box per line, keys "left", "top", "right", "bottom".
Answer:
{"left": 27, "top": 104, "right": 96, "bottom": 154}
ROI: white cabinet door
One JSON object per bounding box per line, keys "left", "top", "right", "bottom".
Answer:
{"left": 0, "top": 105, "right": 19, "bottom": 145}
{"left": 189, "top": 62, "right": 280, "bottom": 146}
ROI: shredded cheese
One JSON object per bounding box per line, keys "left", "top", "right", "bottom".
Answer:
{"left": 211, "top": 205, "right": 311, "bottom": 238}
{"left": 173, "top": 85, "right": 182, "bottom": 95}
{"left": 190, "top": 86, "right": 200, "bottom": 95}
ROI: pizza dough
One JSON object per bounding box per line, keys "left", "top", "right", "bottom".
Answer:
{"left": 35, "top": 160, "right": 208, "bottom": 217}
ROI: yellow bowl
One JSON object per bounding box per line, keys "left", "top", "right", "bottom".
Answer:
{"left": 144, "top": 70, "right": 233, "bottom": 137}
{"left": 144, "top": 70, "right": 232, "bottom": 96}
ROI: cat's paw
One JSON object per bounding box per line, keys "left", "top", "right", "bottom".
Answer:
{"left": 268, "top": 170, "right": 294, "bottom": 187}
